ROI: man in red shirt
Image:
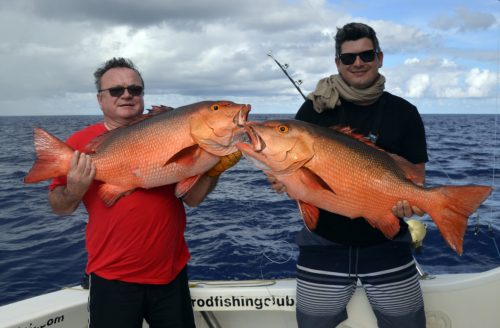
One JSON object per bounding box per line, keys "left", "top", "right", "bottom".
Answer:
{"left": 49, "top": 57, "right": 234, "bottom": 327}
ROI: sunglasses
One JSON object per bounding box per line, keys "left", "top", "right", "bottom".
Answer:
{"left": 338, "top": 49, "right": 378, "bottom": 65}
{"left": 99, "top": 85, "right": 144, "bottom": 97}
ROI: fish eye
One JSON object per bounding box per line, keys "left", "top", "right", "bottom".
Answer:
{"left": 276, "top": 125, "right": 289, "bottom": 133}
{"left": 210, "top": 104, "right": 219, "bottom": 111}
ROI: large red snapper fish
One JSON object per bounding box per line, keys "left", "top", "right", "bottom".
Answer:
{"left": 24, "top": 101, "right": 250, "bottom": 206}
{"left": 236, "top": 119, "right": 492, "bottom": 254}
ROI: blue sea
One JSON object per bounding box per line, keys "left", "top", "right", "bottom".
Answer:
{"left": 1, "top": 114, "right": 500, "bottom": 307}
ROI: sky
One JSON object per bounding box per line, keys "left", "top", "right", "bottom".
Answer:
{"left": 0, "top": 0, "right": 499, "bottom": 115}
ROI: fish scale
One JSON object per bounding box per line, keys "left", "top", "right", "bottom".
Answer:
{"left": 24, "top": 101, "right": 250, "bottom": 206}
{"left": 237, "top": 119, "right": 492, "bottom": 254}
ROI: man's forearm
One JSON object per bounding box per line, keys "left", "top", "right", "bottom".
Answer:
{"left": 48, "top": 186, "right": 84, "bottom": 215}
{"left": 182, "top": 175, "right": 218, "bottom": 207}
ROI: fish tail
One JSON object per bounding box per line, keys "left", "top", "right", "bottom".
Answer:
{"left": 24, "top": 128, "right": 73, "bottom": 183}
{"left": 426, "top": 185, "right": 492, "bottom": 255}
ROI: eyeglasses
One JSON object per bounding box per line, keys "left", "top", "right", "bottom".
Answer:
{"left": 98, "top": 85, "right": 144, "bottom": 97}
{"left": 338, "top": 49, "right": 378, "bottom": 65}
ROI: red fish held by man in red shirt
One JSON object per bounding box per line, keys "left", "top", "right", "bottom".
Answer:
{"left": 237, "top": 119, "right": 492, "bottom": 255}
{"left": 24, "top": 101, "right": 250, "bottom": 206}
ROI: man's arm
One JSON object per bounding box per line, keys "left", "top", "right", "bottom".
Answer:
{"left": 48, "top": 151, "right": 96, "bottom": 215}
{"left": 182, "top": 175, "right": 219, "bottom": 207}
{"left": 182, "top": 151, "right": 242, "bottom": 207}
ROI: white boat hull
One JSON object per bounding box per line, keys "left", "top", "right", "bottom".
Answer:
{"left": 1, "top": 267, "right": 500, "bottom": 328}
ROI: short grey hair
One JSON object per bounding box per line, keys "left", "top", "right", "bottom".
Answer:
{"left": 93, "top": 57, "right": 144, "bottom": 91}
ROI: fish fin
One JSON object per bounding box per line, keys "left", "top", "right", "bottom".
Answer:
{"left": 85, "top": 109, "right": 173, "bottom": 153}
{"left": 116, "top": 105, "right": 173, "bottom": 125}
{"left": 175, "top": 175, "right": 202, "bottom": 198}
{"left": 387, "top": 153, "right": 423, "bottom": 185}
{"left": 164, "top": 145, "right": 201, "bottom": 166}
{"left": 332, "top": 126, "right": 424, "bottom": 184}
{"left": 297, "top": 201, "right": 320, "bottom": 230}
{"left": 331, "top": 126, "right": 384, "bottom": 151}
{"left": 365, "top": 214, "right": 401, "bottom": 239}
{"left": 98, "top": 184, "right": 135, "bottom": 207}
{"left": 24, "top": 128, "right": 73, "bottom": 183}
{"left": 85, "top": 129, "right": 119, "bottom": 153}
{"left": 424, "top": 185, "right": 492, "bottom": 255}
{"left": 299, "top": 167, "right": 335, "bottom": 193}
{"left": 332, "top": 125, "right": 423, "bottom": 185}
{"left": 147, "top": 105, "right": 175, "bottom": 115}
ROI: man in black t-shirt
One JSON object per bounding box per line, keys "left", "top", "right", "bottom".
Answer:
{"left": 268, "top": 23, "right": 427, "bottom": 328}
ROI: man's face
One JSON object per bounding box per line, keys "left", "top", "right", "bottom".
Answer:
{"left": 335, "top": 37, "right": 383, "bottom": 89}
{"left": 97, "top": 67, "right": 144, "bottom": 128}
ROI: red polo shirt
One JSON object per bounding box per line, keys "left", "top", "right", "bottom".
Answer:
{"left": 50, "top": 123, "right": 190, "bottom": 284}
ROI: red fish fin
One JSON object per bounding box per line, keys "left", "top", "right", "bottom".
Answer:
{"left": 147, "top": 105, "right": 174, "bottom": 115}
{"left": 365, "top": 214, "right": 401, "bottom": 239}
{"left": 299, "top": 167, "right": 335, "bottom": 193}
{"left": 425, "top": 185, "right": 492, "bottom": 255}
{"left": 24, "top": 128, "right": 73, "bottom": 183}
{"left": 85, "top": 108, "right": 173, "bottom": 153}
{"left": 297, "top": 201, "right": 320, "bottom": 230}
{"left": 332, "top": 125, "right": 423, "bottom": 185}
{"left": 85, "top": 131, "right": 114, "bottom": 153}
{"left": 331, "top": 126, "right": 384, "bottom": 151}
{"left": 98, "top": 184, "right": 134, "bottom": 207}
{"left": 175, "top": 175, "right": 202, "bottom": 198}
{"left": 387, "top": 153, "right": 423, "bottom": 185}
{"left": 165, "top": 145, "right": 201, "bottom": 167}
{"left": 117, "top": 105, "right": 173, "bottom": 125}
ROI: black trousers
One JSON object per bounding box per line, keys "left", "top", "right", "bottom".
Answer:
{"left": 88, "top": 267, "right": 195, "bottom": 328}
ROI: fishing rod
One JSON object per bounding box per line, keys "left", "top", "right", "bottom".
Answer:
{"left": 267, "top": 53, "right": 307, "bottom": 100}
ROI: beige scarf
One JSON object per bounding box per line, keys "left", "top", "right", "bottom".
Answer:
{"left": 307, "top": 74, "right": 386, "bottom": 113}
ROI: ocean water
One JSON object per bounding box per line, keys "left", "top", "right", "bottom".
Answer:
{"left": 1, "top": 114, "right": 500, "bottom": 307}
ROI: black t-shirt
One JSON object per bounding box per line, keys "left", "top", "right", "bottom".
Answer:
{"left": 295, "top": 92, "right": 428, "bottom": 246}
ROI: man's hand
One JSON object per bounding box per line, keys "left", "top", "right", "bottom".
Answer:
{"left": 49, "top": 150, "right": 96, "bottom": 215}
{"left": 392, "top": 200, "right": 425, "bottom": 218}
{"left": 266, "top": 173, "right": 287, "bottom": 194}
{"left": 66, "top": 151, "right": 96, "bottom": 198}
{"left": 206, "top": 151, "right": 242, "bottom": 177}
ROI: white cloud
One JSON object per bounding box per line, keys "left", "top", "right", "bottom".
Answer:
{"left": 0, "top": 0, "right": 497, "bottom": 115}
{"left": 464, "top": 68, "right": 496, "bottom": 97}
{"left": 406, "top": 74, "right": 430, "bottom": 98}
{"left": 369, "top": 21, "right": 435, "bottom": 53}
{"left": 431, "top": 6, "right": 497, "bottom": 32}
{"left": 441, "top": 59, "right": 457, "bottom": 68}
{"left": 408, "top": 68, "right": 495, "bottom": 99}
{"left": 404, "top": 58, "right": 420, "bottom": 65}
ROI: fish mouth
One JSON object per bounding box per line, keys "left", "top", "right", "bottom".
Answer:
{"left": 245, "top": 124, "right": 265, "bottom": 152}
{"left": 234, "top": 104, "right": 251, "bottom": 128}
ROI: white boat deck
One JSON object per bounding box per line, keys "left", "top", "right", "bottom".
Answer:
{"left": 1, "top": 267, "right": 500, "bottom": 328}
